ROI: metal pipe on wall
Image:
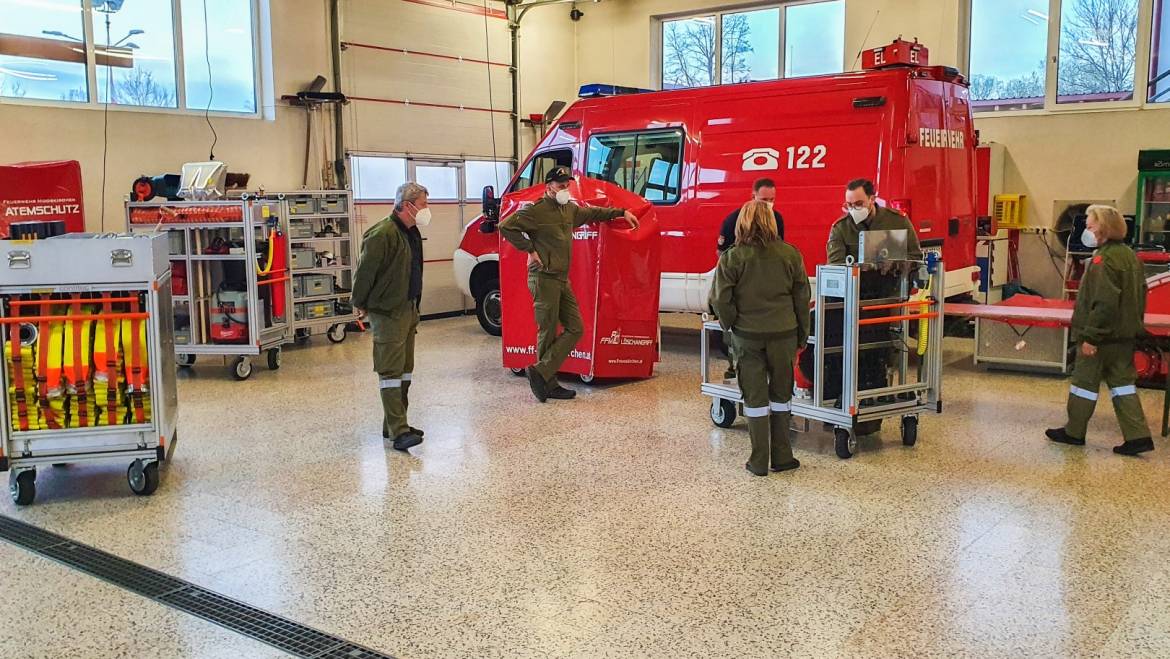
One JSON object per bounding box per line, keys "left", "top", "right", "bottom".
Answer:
{"left": 330, "top": 0, "right": 347, "bottom": 187}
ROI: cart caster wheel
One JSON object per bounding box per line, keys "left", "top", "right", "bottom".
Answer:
{"left": 901, "top": 415, "right": 919, "bottom": 447}
{"left": 327, "top": 324, "right": 347, "bottom": 343}
{"left": 128, "top": 460, "right": 159, "bottom": 496}
{"left": 177, "top": 354, "right": 196, "bottom": 368}
{"left": 266, "top": 348, "right": 282, "bottom": 371}
{"left": 10, "top": 470, "right": 35, "bottom": 506}
{"left": 579, "top": 373, "right": 595, "bottom": 384}
{"left": 711, "top": 398, "right": 737, "bottom": 429}
{"left": 231, "top": 357, "right": 253, "bottom": 381}
{"left": 834, "top": 428, "right": 856, "bottom": 460}
{"left": 510, "top": 367, "right": 526, "bottom": 377}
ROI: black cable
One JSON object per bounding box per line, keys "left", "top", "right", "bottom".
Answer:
{"left": 100, "top": 13, "right": 112, "bottom": 232}
{"left": 1035, "top": 230, "right": 1067, "bottom": 282}
{"left": 203, "top": 0, "right": 217, "bottom": 160}
{"left": 483, "top": 0, "right": 501, "bottom": 190}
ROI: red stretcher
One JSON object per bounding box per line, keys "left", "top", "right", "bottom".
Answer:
{"left": 947, "top": 294, "right": 1170, "bottom": 437}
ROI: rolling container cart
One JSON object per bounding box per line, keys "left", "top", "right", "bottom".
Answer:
{"left": 701, "top": 252, "right": 945, "bottom": 460}
{"left": 1, "top": 234, "right": 179, "bottom": 505}
{"left": 126, "top": 198, "right": 293, "bottom": 380}
{"left": 273, "top": 190, "right": 357, "bottom": 344}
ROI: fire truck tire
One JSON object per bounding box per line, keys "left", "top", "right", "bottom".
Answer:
{"left": 476, "top": 279, "right": 502, "bottom": 336}
{"left": 177, "top": 354, "right": 196, "bottom": 368}
{"left": 510, "top": 367, "right": 525, "bottom": 377}
{"left": 901, "top": 415, "right": 918, "bottom": 447}
{"left": 267, "top": 348, "right": 282, "bottom": 371}
{"left": 579, "top": 373, "right": 595, "bottom": 384}
{"left": 327, "top": 324, "right": 347, "bottom": 343}
{"left": 10, "top": 470, "right": 35, "bottom": 506}
{"left": 711, "top": 398, "right": 737, "bottom": 428}
{"left": 128, "top": 460, "right": 159, "bottom": 496}
{"left": 834, "top": 428, "right": 856, "bottom": 459}
{"left": 232, "top": 357, "right": 253, "bottom": 381}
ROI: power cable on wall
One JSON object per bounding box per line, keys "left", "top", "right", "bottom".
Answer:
{"left": 483, "top": 0, "right": 502, "bottom": 191}
{"left": 100, "top": 13, "right": 112, "bottom": 232}
{"left": 202, "top": 0, "right": 218, "bottom": 160}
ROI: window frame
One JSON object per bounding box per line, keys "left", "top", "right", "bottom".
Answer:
{"left": 965, "top": 0, "right": 1167, "bottom": 115}
{"left": 0, "top": 0, "right": 264, "bottom": 118}
{"left": 584, "top": 128, "right": 686, "bottom": 206}
{"left": 653, "top": 0, "right": 844, "bottom": 90}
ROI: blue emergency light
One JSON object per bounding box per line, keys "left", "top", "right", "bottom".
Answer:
{"left": 578, "top": 84, "right": 654, "bottom": 98}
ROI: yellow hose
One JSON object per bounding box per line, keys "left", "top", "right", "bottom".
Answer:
{"left": 256, "top": 228, "right": 276, "bottom": 276}
{"left": 917, "top": 281, "right": 930, "bottom": 357}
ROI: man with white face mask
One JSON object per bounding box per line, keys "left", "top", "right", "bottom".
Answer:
{"left": 826, "top": 178, "right": 921, "bottom": 266}
{"left": 499, "top": 166, "right": 641, "bottom": 402}
{"left": 352, "top": 181, "right": 429, "bottom": 452}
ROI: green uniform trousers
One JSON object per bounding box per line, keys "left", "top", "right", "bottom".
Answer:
{"left": 369, "top": 304, "right": 419, "bottom": 439}
{"left": 1066, "top": 342, "right": 1150, "bottom": 441}
{"left": 733, "top": 333, "right": 798, "bottom": 472}
{"left": 529, "top": 273, "right": 583, "bottom": 384}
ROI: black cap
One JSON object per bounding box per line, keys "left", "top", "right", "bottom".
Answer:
{"left": 545, "top": 166, "right": 574, "bottom": 184}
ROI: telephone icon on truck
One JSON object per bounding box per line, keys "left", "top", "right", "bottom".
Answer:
{"left": 742, "top": 148, "right": 780, "bottom": 172}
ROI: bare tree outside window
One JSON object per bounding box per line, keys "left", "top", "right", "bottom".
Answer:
{"left": 1058, "top": 0, "right": 1139, "bottom": 101}
{"left": 720, "top": 14, "right": 754, "bottom": 84}
{"left": 663, "top": 17, "right": 716, "bottom": 89}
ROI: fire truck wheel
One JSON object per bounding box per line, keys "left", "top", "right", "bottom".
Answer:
{"left": 327, "top": 324, "right": 347, "bottom": 343}
{"left": 10, "top": 470, "right": 35, "bottom": 506}
{"left": 579, "top": 373, "right": 595, "bottom": 384}
{"left": 510, "top": 368, "right": 526, "bottom": 377}
{"left": 834, "top": 428, "right": 856, "bottom": 459}
{"left": 476, "top": 279, "right": 502, "bottom": 336}
{"left": 128, "top": 460, "right": 159, "bottom": 496}
{"left": 901, "top": 415, "right": 919, "bottom": 447}
{"left": 711, "top": 398, "right": 737, "bottom": 428}
{"left": 232, "top": 357, "right": 253, "bottom": 381}
{"left": 177, "top": 354, "right": 196, "bottom": 368}
{"left": 267, "top": 348, "right": 282, "bottom": 371}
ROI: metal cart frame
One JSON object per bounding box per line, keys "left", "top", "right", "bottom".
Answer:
{"left": 701, "top": 259, "right": 945, "bottom": 459}
{"left": 127, "top": 198, "right": 293, "bottom": 380}
{"left": 1, "top": 235, "right": 179, "bottom": 504}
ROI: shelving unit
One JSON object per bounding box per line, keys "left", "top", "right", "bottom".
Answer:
{"left": 276, "top": 190, "right": 357, "bottom": 344}
{"left": 126, "top": 198, "right": 293, "bottom": 380}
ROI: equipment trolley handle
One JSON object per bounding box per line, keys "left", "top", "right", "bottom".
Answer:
{"left": 857, "top": 312, "right": 938, "bottom": 326}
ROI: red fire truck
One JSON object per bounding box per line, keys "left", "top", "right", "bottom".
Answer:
{"left": 456, "top": 40, "right": 981, "bottom": 335}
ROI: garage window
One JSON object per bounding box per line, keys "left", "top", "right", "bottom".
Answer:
{"left": 659, "top": 1, "right": 844, "bottom": 89}
{"left": 0, "top": 0, "right": 262, "bottom": 115}
{"left": 511, "top": 149, "right": 573, "bottom": 194}
{"left": 968, "top": 0, "right": 1164, "bottom": 112}
{"left": 351, "top": 156, "right": 408, "bottom": 203}
{"left": 464, "top": 161, "right": 513, "bottom": 200}
{"left": 586, "top": 130, "right": 683, "bottom": 204}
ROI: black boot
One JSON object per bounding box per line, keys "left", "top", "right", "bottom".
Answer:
{"left": 547, "top": 385, "right": 577, "bottom": 400}
{"left": 1113, "top": 437, "right": 1154, "bottom": 456}
{"left": 1046, "top": 427, "right": 1085, "bottom": 446}
{"left": 525, "top": 367, "right": 548, "bottom": 403}
{"left": 392, "top": 432, "right": 423, "bottom": 452}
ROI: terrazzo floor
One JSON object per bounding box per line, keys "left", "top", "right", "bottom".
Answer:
{"left": 3, "top": 315, "right": 1170, "bottom": 658}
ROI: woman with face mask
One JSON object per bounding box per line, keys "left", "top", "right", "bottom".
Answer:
{"left": 1047, "top": 205, "right": 1154, "bottom": 456}
{"left": 711, "top": 201, "right": 811, "bottom": 476}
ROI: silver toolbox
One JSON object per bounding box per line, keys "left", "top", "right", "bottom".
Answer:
{"left": 294, "top": 274, "right": 334, "bottom": 298}
{"left": 291, "top": 247, "right": 316, "bottom": 270}
{"left": 319, "top": 195, "right": 347, "bottom": 214}
{"left": 294, "top": 301, "right": 335, "bottom": 321}
{"left": 288, "top": 198, "right": 317, "bottom": 216}
{"left": 289, "top": 220, "right": 314, "bottom": 239}
{"left": 2, "top": 234, "right": 169, "bottom": 286}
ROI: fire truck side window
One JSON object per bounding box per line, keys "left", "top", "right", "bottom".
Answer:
{"left": 510, "top": 150, "right": 574, "bottom": 193}
{"left": 586, "top": 130, "right": 683, "bottom": 203}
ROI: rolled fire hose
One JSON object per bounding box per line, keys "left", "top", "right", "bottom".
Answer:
{"left": 256, "top": 228, "right": 276, "bottom": 276}
{"left": 917, "top": 278, "right": 930, "bottom": 357}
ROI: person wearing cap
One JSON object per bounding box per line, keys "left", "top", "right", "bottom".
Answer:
{"left": 352, "top": 181, "right": 430, "bottom": 452}
{"left": 498, "top": 166, "right": 641, "bottom": 402}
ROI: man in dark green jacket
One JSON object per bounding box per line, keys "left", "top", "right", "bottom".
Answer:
{"left": 827, "top": 178, "right": 922, "bottom": 266}
{"left": 352, "top": 182, "right": 429, "bottom": 452}
{"left": 498, "top": 167, "right": 640, "bottom": 402}
{"left": 1047, "top": 205, "right": 1153, "bottom": 456}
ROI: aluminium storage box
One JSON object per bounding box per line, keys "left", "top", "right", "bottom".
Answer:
{"left": 291, "top": 247, "right": 316, "bottom": 270}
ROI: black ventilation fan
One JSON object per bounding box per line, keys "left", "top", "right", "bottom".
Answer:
{"left": 1053, "top": 202, "right": 1093, "bottom": 251}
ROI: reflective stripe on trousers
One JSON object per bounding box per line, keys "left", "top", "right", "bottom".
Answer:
{"left": 770, "top": 401, "right": 791, "bottom": 413}
{"left": 743, "top": 405, "right": 770, "bottom": 418}
{"left": 380, "top": 378, "right": 402, "bottom": 389}
{"left": 1070, "top": 385, "right": 1098, "bottom": 401}
{"left": 1111, "top": 384, "right": 1137, "bottom": 397}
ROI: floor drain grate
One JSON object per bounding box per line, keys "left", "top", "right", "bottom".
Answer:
{"left": 0, "top": 515, "right": 395, "bottom": 659}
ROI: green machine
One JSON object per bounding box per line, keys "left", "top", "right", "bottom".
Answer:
{"left": 1136, "top": 149, "right": 1170, "bottom": 249}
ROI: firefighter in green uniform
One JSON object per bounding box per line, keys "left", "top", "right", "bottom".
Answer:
{"left": 827, "top": 178, "right": 922, "bottom": 266}
{"left": 1047, "top": 205, "right": 1155, "bottom": 456}
{"left": 499, "top": 167, "right": 640, "bottom": 402}
{"left": 352, "top": 182, "right": 429, "bottom": 452}
{"left": 712, "top": 200, "right": 811, "bottom": 476}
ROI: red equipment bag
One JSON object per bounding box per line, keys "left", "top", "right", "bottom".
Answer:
{"left": 0, "top": 161, "right": 86, "bottom": 237}
{"left": 500, "top": 180, "right": 661, "bottom": 381}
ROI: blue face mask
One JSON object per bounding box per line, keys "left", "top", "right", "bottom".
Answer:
{"left": 1081, "top": 229, "right": 1098, "bottom": 249}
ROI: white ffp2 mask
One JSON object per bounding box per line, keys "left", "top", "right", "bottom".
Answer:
{"left": 555, "top": 189, "right": 572, "bottom": 205}
{"left": 413, "top": 207, "right": 432, "bottom": 227}
{"left": 849, "top": 206, "right": 870, "bottom": 224}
